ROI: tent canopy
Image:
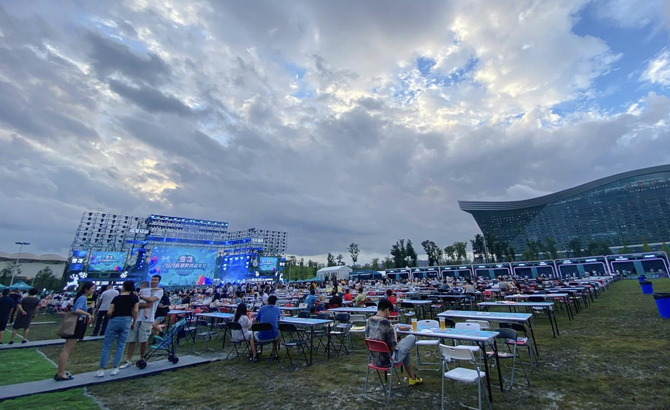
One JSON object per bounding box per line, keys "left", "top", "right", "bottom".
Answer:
{"left": 316, "top": 266, "right": 352, "bottom": 281}
{"left": 9, "top": 281, "right": 33, "bottom": 290}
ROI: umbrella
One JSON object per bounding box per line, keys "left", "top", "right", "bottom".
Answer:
{"left": 9, "top": 281, "right": 33, "bottom": 291}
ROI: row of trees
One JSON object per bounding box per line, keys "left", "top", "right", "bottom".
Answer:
{"left": 0, "top": 264, "right": 63, "bottom": 291}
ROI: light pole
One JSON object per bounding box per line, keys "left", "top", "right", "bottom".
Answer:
{"left": 11, "top": 241, "right": 30, "bottom": 286}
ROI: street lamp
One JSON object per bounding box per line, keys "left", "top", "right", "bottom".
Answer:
{"left": 10, "top": 241, "right": 30, "bottom": 286}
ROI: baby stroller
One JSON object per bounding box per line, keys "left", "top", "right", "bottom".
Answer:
{"left": 137, "top": 318, "right": 186, "bottom": 369}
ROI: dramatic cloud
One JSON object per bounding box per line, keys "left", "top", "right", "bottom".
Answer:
{"left": 0, "top": 0, "right": 668, "bottom": 262}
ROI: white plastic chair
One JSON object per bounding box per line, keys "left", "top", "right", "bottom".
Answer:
{"left": 465, "top": 320, "right": 491, "bottom": 330}
{"left": 415, "top": 319, "right": 440, "bottom": 370}
{"left": 439, "top": 344, "right": 492, "bottom": 410}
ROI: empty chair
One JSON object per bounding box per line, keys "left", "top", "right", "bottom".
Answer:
{"left": 439, "top": 344, "right": 492, "bottom": 410}
{"left": 486, "top": 328, "right": 530, "bottom": 391}
{"left": 278, "top": 323, "right": 309, "bottom": 368}
{"left": 297, "top": 311, "right": 311, "bottom": 319}
{"left": 415, "top": 319, "right": 440, "bottom": 370}
{"left": 330, "top": 313, "right": 351, "bottom": 356}
{"left": 465, "top": 320, "right": 491, "bottom": 330}
{"left": 400, "top": 302, "right": 417, "bottom": 323}
{"left": 348, "top": 314, "right": 367, "bottom": 350}
{"left": 503, "top": 323, "right": 537, "bottom": 368}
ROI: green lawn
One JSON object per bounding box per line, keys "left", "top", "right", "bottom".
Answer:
{"left": 2, "top": 280, "right": 670, "bottom": 410}
{"left": 0, "top": 348, "right": 97, "bottom": 410}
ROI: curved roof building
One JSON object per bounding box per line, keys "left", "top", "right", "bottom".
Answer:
{"left": 459, "top": 164, "right": 670, "bottom": 252}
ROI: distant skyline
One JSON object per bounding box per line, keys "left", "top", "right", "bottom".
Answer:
{"left": 0, "top": 0, "right": 669, "bottom": 264}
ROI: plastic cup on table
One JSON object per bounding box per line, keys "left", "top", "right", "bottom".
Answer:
{"left": 411, "top": 318, "right": 418, "bottom": 332}
{"left": 439, "top": 317, "right": 446, "bottom": 330}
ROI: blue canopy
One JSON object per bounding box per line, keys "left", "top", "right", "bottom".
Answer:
{"left": 9, "top": 281, "right": 33, "bottom": 290}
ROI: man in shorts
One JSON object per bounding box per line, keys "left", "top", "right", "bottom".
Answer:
{"left": 120, "top": 275, "right": 164, "bottom": 369}
{"left": 0, "top": 289, "right": 15, "bottom": 344}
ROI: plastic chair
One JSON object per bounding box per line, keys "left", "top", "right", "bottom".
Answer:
{"left": 363, "top": 339, "right": 406, "bottom": 404}
{"left": 415, "top": 319, "right": 440, "bottom": 370}
{"left": 439, "top": 345, "right": 492, "bottom": 410}
{"left": 499, "top": 323, "right": 537, "bottom": 368}
{"left": 486, "top": 328, "right": 530, "bottom": 391}
{"left": 400, "top": 302, "right": 416, "bottom": 323}
{"left": 465, "top": 320, "right": 491, "bottom": 330}
{"left": 348, "top": 314, "right": 367, "bottom": 350}
{"left": 330, "top": 313, "right": 351, "bottom": 356}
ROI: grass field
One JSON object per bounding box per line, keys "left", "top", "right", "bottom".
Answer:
{"left": 1, "top": 279, "right": 670, "bottom": 410}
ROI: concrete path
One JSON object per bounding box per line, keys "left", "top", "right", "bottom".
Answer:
{"left": 0, "top": 355, "right": 212, "bottom": 401}
{"left": 0, "top": 336, "right": 104, "bottom": 350}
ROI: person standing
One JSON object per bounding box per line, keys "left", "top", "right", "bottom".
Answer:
{"left": 96, "top": 281, "right": 138, "bottom": 377}
{"left": 0, "top": 289, "right": 15, "bottom": 344}
{"left": 8, "top": 290, "right": 21, "bottom": 324}
{"left": 120, "top": 275, "right": 163, "bottom": 369}
{"left": 55, "top": 282, "right": 94, "bottom": 381}
{"left": 92, "top": 285, "right": 119, "bottom": 337}
{"left": 9, "top": 288, "right": 40, "bottom": 344}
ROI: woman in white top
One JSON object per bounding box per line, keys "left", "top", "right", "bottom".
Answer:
{"left": 232, "top": 303, "right": 258, "bottom": 362}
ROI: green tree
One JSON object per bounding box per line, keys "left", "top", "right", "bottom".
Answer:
{"left": 32, "top": 267, "right": 60, "bottom": 291}
{"left": 597, "top": 243, "right": 612, "bottom": 256}
{"left": 371, "top": 258, "right": 379, "bottom": 270}
{"left": 470, "top": 234, "right": 487, "bottom": 263}
{"left": 505, "top": 246, "right": 516, "bottom": 262}
{"left": 661, "top": 242, "right": 670, "bottom": 256}
{"left": 568, "top": 237, "right": 582, "bottom": 258}
{"left": 0, "top": 264, "right": 14, "bottom": 286}
{"left": 421, "top": 240, "right": 441, "bottom": 266}
{"left": 391, "top": 240, "right": 407, "bottom": 268}
{"left": 484, "top": 233, "right": 496, "bottom": 263}
{"left": 493, "top": 242, "right": 505, "bottom": 263}
{"left": 444, "top": 245, "right": 456, "bottom": 264}
{"left": 454, "top": 241, "right": 468, "bottom": 264}
{"left": 383, "top": 256, "right": 394, "bottom": 269}
{"left": 327, "top": 253, "right": 336, "bottom": 267}
{"left": 347, "top": 243, "right": 360, "bottom": 267}
{"left": 544, "top": 238, "right": 559, "bottom": 259}
{"left": 621, "top": 242, "right": 631, "bottom": 254}
{"left": 336, "top": 254, "right": 344, "bottom": 266}
{"left": 641, "top": 238, "right": 652, "bottom": 252}
{"left": 405, "top": 240, "right": 418, "bottom": 267}
{"left": 586, "top": 241, "right": 600, "bottom": 256}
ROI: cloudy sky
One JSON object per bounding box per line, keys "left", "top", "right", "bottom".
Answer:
{"left": 1, "top": 0, "right": 669, "bottom": 263}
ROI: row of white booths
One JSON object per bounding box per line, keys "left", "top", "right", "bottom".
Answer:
{"left": 384, "top": 251, "right": 669, "bottom": 281}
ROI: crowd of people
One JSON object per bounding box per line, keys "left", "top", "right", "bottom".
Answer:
{"left": 0, "top": 269, "right": 611, "bottom": 382}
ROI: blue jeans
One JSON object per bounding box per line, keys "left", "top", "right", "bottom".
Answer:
{"left": 99, "top": 316, "right": 132, "bottom": 369}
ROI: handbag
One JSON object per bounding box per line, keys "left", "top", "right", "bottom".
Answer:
{"left": 57, "top": 312, "right": 85, "bottom": 338}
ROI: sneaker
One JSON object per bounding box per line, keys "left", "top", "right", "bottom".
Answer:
{"left": 21, "top": 340, "right": 27, "bottom": 344}
{"left": 119, "top": 361, "right": 132, "bottom": 369}
{"left": 110, "top": 368, "right": 119, "bottom": 376}
{"left": 95, "top": 369, "right": 105, "bottom": 378}
{"left": 409, "top": 377, "right": 423, "bottom": 386}
{"left": 8, "top": 341, "right": 13, "bottom": 345}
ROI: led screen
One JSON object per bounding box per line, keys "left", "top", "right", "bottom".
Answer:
{"left": 149, "top": 247, "right": 217, "bottom": 285}
{"left": 88, "top": 251, "right": 127, "bottom": 272}
{"left": 259, "top": 256, "right": 278, "bottom": 272}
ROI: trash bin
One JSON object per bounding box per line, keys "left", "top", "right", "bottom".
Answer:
{"left": 653, "top": 293, "right": 670, "bottom": 319}
{"left": 640, "top": 281, "right": 653, "bottom": 294}
{"left": 638, "top": 275, "right": 647, "bottom": 283}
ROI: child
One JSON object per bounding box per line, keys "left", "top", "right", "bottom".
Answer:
{"left": 138, "top": 281, "right": 151, "bottom": 321}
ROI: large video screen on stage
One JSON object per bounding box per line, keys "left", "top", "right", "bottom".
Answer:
{"left": 259, "top": 256, "right": 278, "bottom": 272}
{"left": 88, "top": 251, "right": 127, "bottom": 272}
{"left": 149, "top": 247, "right": 218, "bottom": 286}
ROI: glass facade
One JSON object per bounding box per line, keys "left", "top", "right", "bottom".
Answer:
{"left": 460, "top": 166, "right": 670, "bottom": 252}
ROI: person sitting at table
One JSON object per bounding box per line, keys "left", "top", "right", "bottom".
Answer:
{"left": 366, "top": 298, "right": 422, "bottom": 386}
{"left": 180, "top": 293, "right": 191, "bottom": 305}
{"left": 232, "top": 303, "right": 258, "bottom": 362}
{"left": 498, "top": 277, "right": 510, "bottom": 295}
{"left": 305, "top": 289, "right": 317, "bottom": 313}
{"left": 354, "top": 287, "right": 367, "bottom": 307}
{"left": 385, "top": 289, "right": 397, "bottom": 306}
{"left": 328, "top": 290, "right": 343, "bottom": 308}
{"left": 463, "top": 280, "right": 476, "bottom": 294}
{"left": 255, "top": 295, "right": 281, "bottom": 359}
{"left": 343, "top": 288, "right": 353, "bottom": 302}
{"left": 234, "top": 291, "right": 243, "bottom": 305}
